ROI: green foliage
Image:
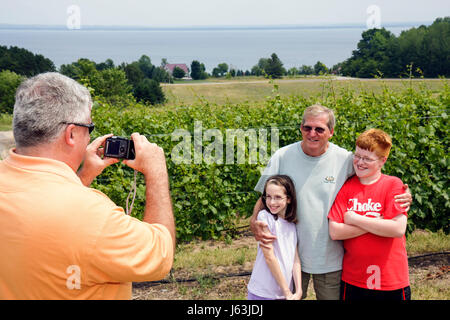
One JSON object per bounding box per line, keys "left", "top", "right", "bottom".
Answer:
{"left": 251, "top": 54, "right": 286, "bottom": 78}
{"left": 60, "top": 58, "right": 97, "bottom": 80}
{"left": 0, "top": 45, "right": 55, "bottom": 77}
{"left": 0, "top": 113, "right": 13, "bottom": 131}
{"left": 61, "top": 56, "right": 167, "bottom": 105}
{"left": 212, "top": 63, "right": 229, "bottom": 77}
{"left": 265, "top": 53, "right": 285, "bottom": 79}
{"left": 190, "top": 60, "right": 208, "bottom": 80}
{"left": 0, "top": 70, "right": 24, "bottom": 114}
{"left": 134, "top": 78, "right": 165, "bottom": 105}
{"left": 172, "top": 66, "right": 186, "bottom": 79}
{"left": 287, "top": 67, "right": 299, "bottom": 76}
{"left": 314, "top": 61, "right": 329, "bottom": 75}
{"left": 89, "top": 68, "right": 132, "bottom": 98}
{"left": 60, "top": 58, "right": 133, "bottom": 105}
{"left": 137, "top": 55, "right": 153, "bottom": 78}
{"left": 90, "top": 79, "right": 449, "bottom": 242}
{"left": 299, "top": 65, "right": 314, "bottom": 75}
{"left": 95, "top": 58, "right": 115, "bottom": 71}
{"left": 340, "top": 28, "right": 396, "bottom": 78}
{"left": 341, "top": 17, "right": 450, "bottom": 78}
{"left": 252, "top": 55, "right": 331, "bottom": 77}
{"left": 122, "top": 62, "right": 145, "bottom": 87}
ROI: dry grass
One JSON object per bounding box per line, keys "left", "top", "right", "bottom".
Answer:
{"left": 406, "top": 229, "right": 450, "bottom": 256}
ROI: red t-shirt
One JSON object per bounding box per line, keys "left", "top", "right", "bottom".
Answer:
{"left": 328, "top": 174, "right": 409, "bottom": 290}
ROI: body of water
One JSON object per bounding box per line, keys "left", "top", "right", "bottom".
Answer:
{"left": 0, "top": 25, "right": 419, "bottom": 72}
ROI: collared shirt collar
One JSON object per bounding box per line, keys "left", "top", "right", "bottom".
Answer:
{"left": 4, "top": 148, "right": 82, "bottom": 185}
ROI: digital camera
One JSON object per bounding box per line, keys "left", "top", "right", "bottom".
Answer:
{"left": 104, "top": 136, "right": 135, "bottom": 160}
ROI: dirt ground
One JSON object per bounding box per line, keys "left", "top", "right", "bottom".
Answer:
{"left": 131, "top": 234, "right": 450, "bottom": 300}
{"left": 132, "top": 233, "right": 256, "bottom": 300}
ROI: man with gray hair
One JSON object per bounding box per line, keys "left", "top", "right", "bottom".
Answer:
{"left": 250, "top": 104, "right": 411, "bottom": 300}
{"left": 0, "top": 72, "right": 175, "bottom": 299}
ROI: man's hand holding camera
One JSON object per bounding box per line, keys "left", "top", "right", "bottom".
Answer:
{"left": 122, "top": 133, "right": 168, "bottom": 180}
{"left": 77, "top": 133, "right": 119, "bottom": 186}
{"left": 79, "top": 132, "right": 175, "bottom": 248}
{"left": 78, "top": 132, "right": 168, "bottom": 186}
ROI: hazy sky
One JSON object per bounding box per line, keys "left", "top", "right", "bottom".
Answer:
{"left": 0, "top": 0, "right": 448, "bottom": 27}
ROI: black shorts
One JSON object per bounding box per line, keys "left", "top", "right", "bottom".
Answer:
{"left": 340, "top": 281, "right": 411, "bottom": 301}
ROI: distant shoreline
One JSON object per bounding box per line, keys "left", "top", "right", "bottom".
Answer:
{"left": 0, "top": 21, "right": 432, "bottom": 32}
{"left": 0, "top": 21, "right": 438, "bottom": 72}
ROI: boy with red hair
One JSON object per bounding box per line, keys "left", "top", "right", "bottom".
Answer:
{"left": 328, "top": 128, "right": 410, "bottom": 300}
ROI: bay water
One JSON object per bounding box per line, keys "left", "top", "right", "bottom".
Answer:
{"left": 0, "top": 25, "right": 414, "bottom": 72}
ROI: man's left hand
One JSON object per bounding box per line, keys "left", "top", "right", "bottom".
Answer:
{"left": 394, "top": 184, "right": 413, "bottom": 212}
{"left": 77, "top": 134, "right": 119, "bottom": 186}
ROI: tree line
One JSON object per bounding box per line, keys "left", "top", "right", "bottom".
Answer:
{"left": 59, "top": 55, "right": 167, "bottom": 105}
{"left": 337, "top": 17, "right": 450, "bottom": 78}
{"left": 201, "top": 17, "right": 450, "bottom": 79}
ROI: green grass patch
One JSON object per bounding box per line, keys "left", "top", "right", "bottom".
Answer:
{"left": 0, "top": 113, "right": 12, "bottom": 131}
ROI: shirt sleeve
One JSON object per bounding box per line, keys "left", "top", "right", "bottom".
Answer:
{"left": 254, "top": 151, "right": 280, "bottom": 193}
{"left": 328, "top": 181, "right": 349, "bottom": 223}
{"left": 345, "top": 151, "right": 356, "bottom": 179}
{"left": 86, "top": 205, "right": 174, "bottom": 284}
{"left": 257, "top": 210, "right": 275, "bottom": 234}
{"left": 383, "top": 176, "right": 408, "bottom": 220}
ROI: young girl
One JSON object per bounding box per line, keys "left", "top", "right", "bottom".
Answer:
{"left": 247, "top": 175, "right": 302, "bottom": 300}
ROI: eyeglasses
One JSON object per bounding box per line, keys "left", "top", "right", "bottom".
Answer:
{"left": 263, "top": 195, "right": 288, "bottom": 203}
{"left": 61, "top": 122, "right": 95, "bottom": 134}
{"left": 353, "top": 154, "right": 379, "bottom": 164}
{"left": 301, "top": 125, "right": 326, "bottom": 134}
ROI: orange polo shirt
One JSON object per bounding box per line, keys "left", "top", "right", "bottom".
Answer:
{"left": 0, "top": 149, "right": 173, "bottom": 300}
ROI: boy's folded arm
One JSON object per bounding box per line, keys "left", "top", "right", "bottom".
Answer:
{"left": 328, "top": 217, "right": 367, "bottom": 240}
{"left": 344, "top": 212, "right": 407, "bottom": 238}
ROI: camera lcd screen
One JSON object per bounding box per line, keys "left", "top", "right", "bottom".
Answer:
{"left": 105, "top": 136, "right": 134, "bottom": 159}
{"left": 107, "top": 140, "right": 121, "bottom": 155}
